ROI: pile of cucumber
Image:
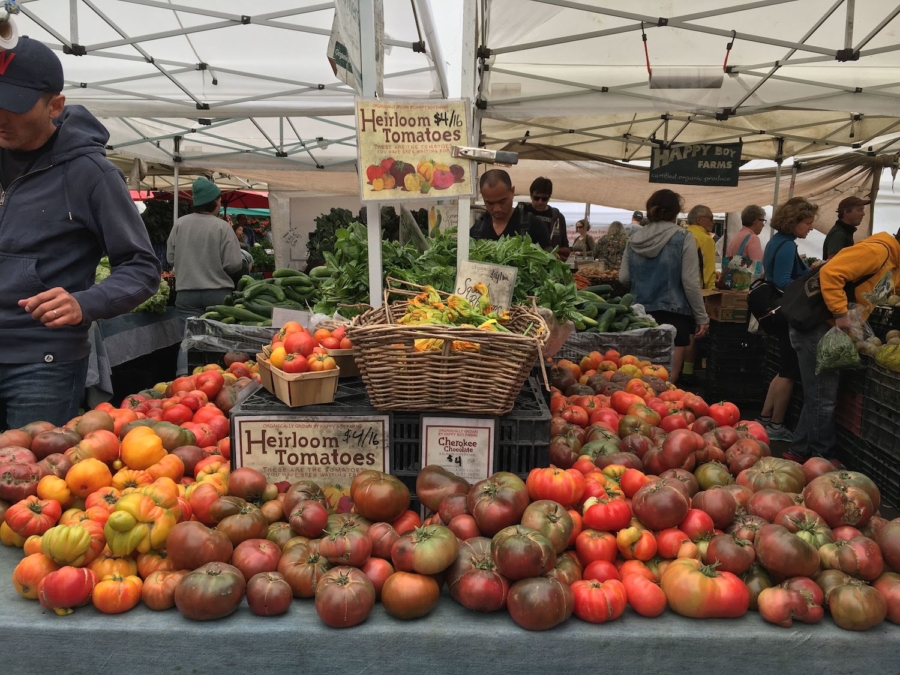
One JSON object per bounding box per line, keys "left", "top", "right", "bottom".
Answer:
{"left": 573, "top": 284, "right": 658, "bottom": 333}
{"left": 199, "top": 268, "right": 330, "bottom": 326}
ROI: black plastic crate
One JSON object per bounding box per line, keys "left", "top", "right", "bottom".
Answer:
{"left": 390, "top": 377, "right": 551, "bottom": 479}
{"left": 187, "top": 349, "right": 228, "bottom": 370}
{"left": 704, "top": 377, "right": 767, "bottom": 409}
{"left": 865, "top": 362, "right": 900, "bottom": 412}
{"left": 860, "top": 397, "right": 900, "bottom": 463}
{"left": 839, "top": 434, "right": 900, "bottom": 510}
{"left": 867, "top": 306, "right": 900, "bottom": 341}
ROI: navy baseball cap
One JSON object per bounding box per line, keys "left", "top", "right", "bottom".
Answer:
{"left": 0, "top": 36, "right": 64, "bottom": 114}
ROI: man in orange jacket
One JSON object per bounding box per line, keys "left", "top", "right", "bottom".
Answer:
{"left": 787, "top": 230, "right": 900, "bottom": 463}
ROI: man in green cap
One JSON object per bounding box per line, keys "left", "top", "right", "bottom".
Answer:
{"left": 167, "top": 177, "right": 247, "bottom": 375}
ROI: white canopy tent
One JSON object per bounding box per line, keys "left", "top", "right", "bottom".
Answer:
{"left": 14, "top": 0, "right": 449, "bottom": 178}
{"left": 478, "top": 0, "right": 900, "bottom": 163}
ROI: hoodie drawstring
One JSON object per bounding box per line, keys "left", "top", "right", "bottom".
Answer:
{"left": 63, "top": 163, "right": 72, "bottom": 221}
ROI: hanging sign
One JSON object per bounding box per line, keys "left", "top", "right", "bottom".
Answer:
{"left": 650, "top": 142, "right": 742, "bottom": 187}
{"left": 422, "top": 417, "right": 495, "bottom": 483}
{"left": 232, "top": 415, "right": 389, "bottom": 488}
{"left": 455, "top": 261, "right": 517, "bottom": 313}
{"left": 356, "top": 98, "right": 474, "bottom": 203}
{"left": 326, "top": 0, "right": 384, "bottom": 95}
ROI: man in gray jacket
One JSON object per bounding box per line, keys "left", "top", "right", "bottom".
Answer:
{"left": 0, "top": 38, "right": 159, "bottom": 428}
{"left": 167, "top": 177, "right": 245, "bottom": 375}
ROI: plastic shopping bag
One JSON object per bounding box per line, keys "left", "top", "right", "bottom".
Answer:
{"left": 816, "top": 326, "right": 860, "bottom": 374}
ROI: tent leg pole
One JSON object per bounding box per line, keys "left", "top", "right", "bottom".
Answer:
{"left": 457, "top": 0, "right": 478, "bottom": 271}
{"left": 773, "top": 161, "right": 783, "bottom": 209}
{"left": 360, "top": 0, "right": 383, "bottom": 309}
{"left": 173, "top": 136, "right": 181, "bottom": 228}
{"left": 788, "top": 163, "right": 799, "bottom": 200}
{"left": 584, "top": 203, "right": 591, "bottom": 222}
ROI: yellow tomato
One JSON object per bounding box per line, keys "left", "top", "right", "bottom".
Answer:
{"left": 269, "top": 346, "right": 287, "bottom": 369}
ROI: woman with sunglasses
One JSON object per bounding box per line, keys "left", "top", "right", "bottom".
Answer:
{"left": 571, "top": 219, "right": 597, "bottom": 257}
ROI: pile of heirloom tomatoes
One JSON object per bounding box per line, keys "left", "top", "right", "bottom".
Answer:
{"left": 0, "top": 349, "right": 897, "bottom": 631}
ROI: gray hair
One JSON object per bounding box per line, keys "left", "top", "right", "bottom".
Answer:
{"left": 607, "top": 221, "right": 626, "bottom": 238}
{"left": 687, "top": 204, "right": 712, "bottom": 225}
{"left": 741, "top": 204, "right": 766, "bottom": 226}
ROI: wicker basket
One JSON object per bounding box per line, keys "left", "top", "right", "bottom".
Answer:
{"left": 347, "top": 281, "right": 549, "bottom": 415}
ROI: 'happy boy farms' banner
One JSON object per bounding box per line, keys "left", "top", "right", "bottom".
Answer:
{"left": 650, "top": 142, "right": 742, "bottom": 187}
{"left": 356, "top": 98, "right": 474, "bottom": 202}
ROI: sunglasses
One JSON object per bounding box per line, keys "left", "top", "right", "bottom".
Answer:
{"left": 531, "top": 195, "right": 550, "bottom": 202}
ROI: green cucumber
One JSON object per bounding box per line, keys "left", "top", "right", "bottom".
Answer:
{"left": 236, "top": 275, "right": 256, "bottom": 292}
{"left": 309, "top": 266, "right": 333, "bottom": 279}
{"left": 584, "top": 284, "right": 613, "bottom": 295}
{"left": 209, "top": 305, "right": 269, "bottom": 323}
{"left": 620, "top": 293, "right": 634, "bottom": 309}
{"left": 221, "top": 317, "right": 236, "bottom": 324}
{"left": 581, "top": 303, "right": 599, "bottom": 319}
{"left": 199, "top": 311, "right": 222, "bottom": 321}
{"left": 594, "top": 302, "right": 630, "bottom": 315}
{"left": 243, "top": 301, "right": 274, "bottom": 318}
{"left": 273, "top": 268, "right": 305, "bottom": 278}
{"left": 596, "top": 308, "right": 616, "bottom": 332}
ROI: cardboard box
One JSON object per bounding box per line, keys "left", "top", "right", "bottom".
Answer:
{"left": 256, "top": 353, "right": 339, "bottom": 407}
{"left": 325, "top": 348, "right": 360, "bottom": 378}
{"left": 706, "top": 306, "right": 749, "bottom": 323}
{"left": 704, "top": 289, "right": 749, "bottom": 309}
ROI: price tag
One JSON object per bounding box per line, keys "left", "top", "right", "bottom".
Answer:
{"left": 232, "top": 415, "right": 390, "bottom": 488}
{"left": 455, "top": 261, "right": 517, "bottom": 312}
{"left": 421, "top": 417, "right": 495, "bottom": 483}
{"left": 271, "top": 307, "right": 311, "bottom": 329}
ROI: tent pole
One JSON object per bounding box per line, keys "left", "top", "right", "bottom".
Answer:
{"left": 457, "top": 0, "right": 478, "bottom": 271}
{"left": 772, "top": 138, "right": 784, "bottom": 208}
{"left": 788, "top": 162, "right": 799, "bottom": 199}
{"left": 173, "top": 135, "right": 181, "bottom": 229}
{"left": 584, "top": 203, "right": 591, "bottom": 222}
{"left": 414, "top": 0, "right": 450, "bottom": 98}
{"left": 360, "top": 0, "right": 383, "bottom": 309}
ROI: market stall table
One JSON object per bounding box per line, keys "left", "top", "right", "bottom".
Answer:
{"left": 0, "top": 546, "right": 895, "bottom": 675}
{"left": 86, "top": 307, "right": 182, "bottom": 405}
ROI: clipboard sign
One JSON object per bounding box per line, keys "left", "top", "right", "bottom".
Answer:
{"left": 455, "top": 261, "right": 518, "bottom": 312}
{"left": 271, "top": 307, "right": 311, "bottom": 330}
{"left": 421, "top": 417, "right": 495, "bottom": 483}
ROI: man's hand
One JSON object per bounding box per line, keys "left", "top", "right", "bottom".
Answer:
{"left": 834, "top": 313, "right": 852, "bottom": 332}
{"left": 695, "top": 323, "right": 709, "bottom": 338}
{"left": 18, "top": 288, "right": 84, "bottom": 328}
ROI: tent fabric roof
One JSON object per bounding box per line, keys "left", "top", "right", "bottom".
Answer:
{"left": 15, "top": 0, "right": 446, "bottom": 178}
{"left": 479, "top": 0, "right": 900, "bottom": 162}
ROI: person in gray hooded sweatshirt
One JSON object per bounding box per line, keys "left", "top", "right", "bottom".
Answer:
{"left": 619, "top": 189, "right": 708, "bottom": 384}
{"left": 0, "top": 38, "right": 159, "bottom": 429}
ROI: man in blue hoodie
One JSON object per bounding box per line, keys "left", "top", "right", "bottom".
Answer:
{"left": 0, "top": 38, "right": 160, "bottom": 429}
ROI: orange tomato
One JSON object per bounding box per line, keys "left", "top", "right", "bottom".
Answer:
{"left": 92, "top": 574, "right": 143, "bottom": 614}
{"left": 307, "top": 354, "right": 337, "bottom": 371}
{"left": 120, "top": 427, "right": 167, "bottom": 471}
{"left": 0, "top": 521, "right": 26, "bottom": 547}
{"left": 23, "top": 535, "right": 44, "bottom": 556}
{"left": 58, "top": 508, "right": 88, "bottom": 526}
{"left": 89, "top": 549, "right": 139, "bottom": 579}
{"left": 269, "top": 346, "right": 287, "bottom": 369}
{"left": 12, "top": 552, "right": 59, "bottom": 599}
{"left": 136, "top": 550, "right": 175, "bottom": 579}
{"left": 111, "top": 468, "right": 153, "bottom": 491}
{"left": 145, "top": 454, "right": 185, "bottom": 483}
{"left": 37, "top": 475, "right": 75, "bottom": 508}
{"left": 642, "top": 364, "right": 669, "bottom": 381}
{"left": 339, "top": 337, "right": 353, "bottom": 349}
{"left": 313, "top": 328, "right": 332, "bottom": 343}
{"left": 66, "top": 458, "right": 113, "bottom": 498}
{"left": 277, "top": 321, "right": 305, "bottom": 342}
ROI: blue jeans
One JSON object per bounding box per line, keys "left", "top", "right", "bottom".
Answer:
{"left": 175, "top": 288, "right": 231, "bottom": 376}
{"left": 789, "top": 323, "right": 839, "bottom": 458}
{"left": 0, "top": 358, "right": 88, "bottom": 430}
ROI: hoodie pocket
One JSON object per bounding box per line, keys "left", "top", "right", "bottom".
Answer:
{"left": 0, "top": 253, "right": 51, "bottom": 300}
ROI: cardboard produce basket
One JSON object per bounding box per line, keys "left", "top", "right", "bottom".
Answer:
{"left": 324, "top": 348, "right": 360, "bottom": 378}
{"left": 256, "top": 354, "right": 339, "bottom": 407}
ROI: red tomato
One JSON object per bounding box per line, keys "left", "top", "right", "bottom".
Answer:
{"left": 622, "top": 572, "right": 667, "bottom": 617}
{"left": 315, "top": 566, "right": 376, "bottom": 627}
{"left": 589, "top": 408, "right": 620, "bottom": 430}
{"left": 559, "top": 404, "right": 590, "bottom": 428}
{"left": 660, "top": 557, "right": 750, "bottom": 618}
{"left": 610, "top": 391, "right": 644, "bottom": 415}
{"left": 582, "top": 495, "right": 632, "bottom": 532}
{"left": 708, "top": 401, "right": 741, "bottom": 427}
{"left": 195, "top": 371, "right": 224, "bottom": 399}
{"left": 657, "top": 528, "right": 691, "bottom": 559}
{"left": 525, "top": 466, "right": 585, "bottom": 507}
{"left": 616, "top": 526, "right": 658, "bottom": 561}
{"left": 571, "top": 578, "right": 627, "bottom": 623}
{"left": 391, "top": 510, "right": 422, "bottom": 535}
{"left": 446, "top": 537, "right": 509, "bottom": 613}
{"left": 162, "top": 404, "right": 193, "bottom": 426}
{"left": 680, "top": 509, "right": 716, "bottom": 542}
{"left": 660, "top": 414, "right": 690, "bottom": 432}
{"left": 681, "top": 393, "right": 709, "bottom": 417}
{"left": 282, "top": 354, "right": 310, "bottom": 374}
{"left": 575, "top": 529, "right": 617, "bottom": 565}
{"left": 246, "top": 571, "right": 293, "bottom": 617}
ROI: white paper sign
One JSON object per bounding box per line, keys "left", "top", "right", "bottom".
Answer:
{"left": 455, "top": 261, "right": 518, "bottom": 312}
{"left": 422, "top": 417, "right": 495, "bottom": 483}
{"left": 271, "top": 307, "right": 311, "bottom": 329}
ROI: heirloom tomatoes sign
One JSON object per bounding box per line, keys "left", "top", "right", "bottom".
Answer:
{"left": 356, "top": 98, "right": 474, "bottom": 202}
{"left": 233, "top": 416, "right": 389, "bottom": 487}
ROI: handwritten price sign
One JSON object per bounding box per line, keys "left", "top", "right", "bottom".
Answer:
{"left": 232, "top": 415, "right": 390, "bottom": 487}
{"left": 422, "top": 417, "right": 495, "bottom": 483}
{"left": 455, "top": 261, "right": 518, "bottom": 312}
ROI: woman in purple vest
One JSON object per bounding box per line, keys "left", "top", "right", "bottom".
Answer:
{"left": 619, "top": 189, "right": 709, "bottom": 384}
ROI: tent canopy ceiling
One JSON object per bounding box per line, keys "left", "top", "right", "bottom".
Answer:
{"left": 15, "top": 0, "right": 448, "bottom": 177}
{"left": 480, "top": 0, "right": 900, "bottom": 162}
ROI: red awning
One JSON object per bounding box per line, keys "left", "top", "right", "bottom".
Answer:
{"left": 130, "top": 189, "right": 268, "bottom": 209}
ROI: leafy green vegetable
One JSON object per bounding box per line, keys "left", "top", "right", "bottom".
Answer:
{"left": 95, "top": 256, "right": 169, "bottom": 314}
{"left": 312, "top": 224, "right": 577, "bottom": 322}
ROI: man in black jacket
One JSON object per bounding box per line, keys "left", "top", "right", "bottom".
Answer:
{"left": 822, "top": 196, "right": 869, "bottom": 260}
{"left": 521, "top": 176, "right": 569, "bottom": 259}
{"left": 0, "top": 38, "right": 159, "bottom": 428}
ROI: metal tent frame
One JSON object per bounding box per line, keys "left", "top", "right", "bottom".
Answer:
{"left": 14, "top": 0, "right": 450, "bottom": 181}
{"left": 476, "top": 0, "right": 900, "bottom": 163}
